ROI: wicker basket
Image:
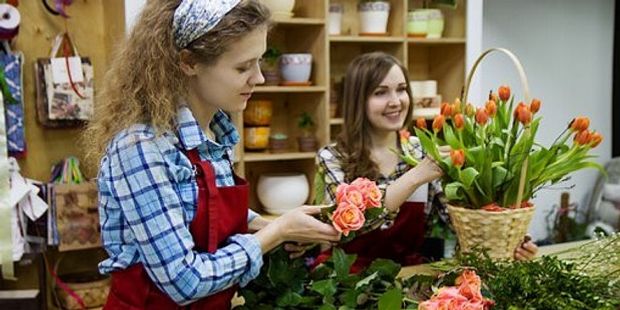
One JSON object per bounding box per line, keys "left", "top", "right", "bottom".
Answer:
{"left": 53, "top": 255, "right": 110, "bottom": 309}
{"left": 448, "top": 204, "right": 535, "bottom": 259}
{"left": 449, "top": 48, "right": 536, "bottom": 260}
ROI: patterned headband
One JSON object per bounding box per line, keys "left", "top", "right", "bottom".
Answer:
{"left": 173, "top": 0, "right": 242, "bottom": 49}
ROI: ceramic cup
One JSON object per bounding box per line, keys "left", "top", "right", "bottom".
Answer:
{"left": 280, "top": 53, "right": 312, "bottom": 83}
{"left": 328, "top": 3, "right": 344, "bottom": 35}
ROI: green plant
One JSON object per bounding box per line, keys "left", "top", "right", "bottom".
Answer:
{"left": 262, "top": 46, "right": 281, "bottom": 67}
{"left": 297, "top": 112, "right": 315, "bottom": 136}
{"left": 270, "top": 132, "right": 288, "bottom": 140}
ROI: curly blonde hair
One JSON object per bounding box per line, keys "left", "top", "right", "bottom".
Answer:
{"left": 336, "top": 52, "right": 413, "bottom": 181}
{"left": 82, "top": 0, "right": 270, "bottom": 167}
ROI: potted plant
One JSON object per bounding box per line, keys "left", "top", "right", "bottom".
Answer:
{"left": 401, "top": 48, "right": 604, "bottom": 259}
{"left": 268, "top": 133, "right": 289, "bottom": 153}
{"left": 297, "top": 112, "right": 317, "bottom": 152}
{"left": 358, "top": 0, "right": 391, "bottom": 35}
{"left": 260, "top": 47, "right": 281, "bottom": 86}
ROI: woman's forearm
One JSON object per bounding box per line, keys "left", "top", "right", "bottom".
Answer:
{"left": 383, "top": 168, "right": 424, "bottom": 212}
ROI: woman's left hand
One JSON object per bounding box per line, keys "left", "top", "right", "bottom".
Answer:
{"left": 283, "top": 242, "right": 315, "bottom": 259}
{"left": 514, "top": 235, "right": 538, "bottom": 260}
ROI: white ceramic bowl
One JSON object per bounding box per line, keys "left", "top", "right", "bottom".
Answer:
{"left": 257, "top": 173, "right": 309, "bottom": 215}
{"left": 280, "top": 53, "right": 312, "bottom": 83}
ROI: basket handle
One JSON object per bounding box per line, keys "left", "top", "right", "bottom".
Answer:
{"left": 461, "top": 48, "right": 531, "bottom": 208}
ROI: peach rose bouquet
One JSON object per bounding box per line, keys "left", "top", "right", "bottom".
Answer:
{"left": 418, "top": 270, "right": 494, "bottom": 310}
{"left": 323, "top": 177, "right": 385, "bottom": 240}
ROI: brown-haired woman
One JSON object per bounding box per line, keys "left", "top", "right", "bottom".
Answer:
{"left": 315, "top": 52, "right": 537, "bottom": 271}
{"left": 84, "top": 1, "right": 339, "bottom": 308}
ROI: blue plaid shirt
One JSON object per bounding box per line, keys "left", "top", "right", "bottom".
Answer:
{"left": 98, "top": 107, "right": 262, "bottom": 305}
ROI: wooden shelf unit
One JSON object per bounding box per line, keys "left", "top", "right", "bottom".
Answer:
{"left": 239, "top": 0, "right": 467, "bottom": 215}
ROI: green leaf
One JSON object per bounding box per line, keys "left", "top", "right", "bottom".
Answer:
{"left": 444, "top": 125, "right": 460, "bottom": 148}
{"left": 311, "top": 279, "right": 337, "bottom": 297}
{"left": 355, "top": 271, "right": 379, "bottom": 289}
{"left": 365, "top": 207, "right": 384, "bottom": 221}
{"left": 275, "top": 290, "right": 303, "bottom": 307}
{"left": 492, "top": 166, "right": 509, "bottom": 188}
{"left": 319, "top": 304, "right": 337, "bottom": 310}
{"left": 414, "top": 128, "right": 441, "bottom": 161}
{"left": 460, "top": 167, "right": 479, "bottom": 188}
{"left": 366, "top": 259, "right": 401, "bottom": 280}
{"left": 445, "top": 182, "right": 465, "bottom": 201}
{"left": 378, "top": 288, "right": 403, "bottom": 310}
{"left": 331, "top": 248, "right": 356, "bottom": 280}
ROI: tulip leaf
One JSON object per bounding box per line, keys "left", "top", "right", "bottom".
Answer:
{"left": 445, "top": 182, "right": 466, "bottom": 201}
{"left": 461, "top": 167, "right": 480, "bottom": 188}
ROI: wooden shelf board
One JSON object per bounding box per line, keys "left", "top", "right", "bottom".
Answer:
{"left": 330, "top": 35, "right": 404, "bottom": 43}
{"left": 254, "top": 86, "right": 326, "bottom": 93}
{"left": 329, "top": 118, "right": 344, "bottom": 125}
{"left": 272, "top": 17, "right": 325, "bottom": 25}
{"left": 244, "top": 152, "right": 316, "bottom": 162}
{"left": 407, "top": 38, "right": 467, "bottom": 45}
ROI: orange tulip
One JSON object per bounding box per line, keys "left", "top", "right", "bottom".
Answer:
{"left": 432, "top": 115, "right": 445, "bottom": 133}
{"left": 475, "top": 108, "right": 488, "bottom": 125}
{"left": 569, "top": 116, "right": 590, "bottom": 132}
{"left": 485, "top": 100, "right": 497, "bottom": 117}
{"left": 498, "top": 85, "right": 511, "bottom": 101}
{"left": 590, "top": 131, "right": 603, "bottom": 148}
{"left": 515, "top": 104, "right": 532, "bottom": 125}
{"left": 450, "top": 149, "right": 465, "bottom": 168}
{"left": 440, "top": 102, "right": 453, "bottom": 118}
{"left": 574, "top": 130, "right": 592, "bottom": 146}
{"left": 399, "top": 129, "right": 411, "bottom": 140}
{"left": 452, "top": 99, "right": 462, "bottom": 115}
{"left": 489, "top": 91, "right": 499, "bottom": 103}
{"left": 530, "top": 98, "right": 541, "bottom": 114}
{"left": 415, "top": 118, "right": 427, "bottom": 129}
{"left": 454, "top": 113, "right": 465, "bottom": 130}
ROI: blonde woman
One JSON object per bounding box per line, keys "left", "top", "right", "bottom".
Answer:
{"left": 84, "top": 1, "right": 339, "bottom": 308}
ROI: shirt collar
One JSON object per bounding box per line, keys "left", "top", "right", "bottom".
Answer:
{"left": 175, "top": 106, "right": 239, "bottom": 150}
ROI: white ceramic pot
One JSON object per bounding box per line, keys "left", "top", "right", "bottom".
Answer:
{"left": 280, "top": 53, "right": 312, "bottom": 83}
{"left": 261, "top": 0, "right": 295, "bottom": 18}
{"left": 257, "top": 173, "right": 309, "bottom": 215}
{"left": 358, "top": 1, "right": 390, "bottom": 34}
{"left": 328, "top": 3, "right": 344, "bottom": 35}
{"left": 426, "top": 9, "right": 444, "bottom": 39}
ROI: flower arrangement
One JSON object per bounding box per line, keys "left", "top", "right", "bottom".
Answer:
{"left": 323, "top": 177, "right": 385, "bottom": 240}
{"left": 418, "top": 270, "right": 494, "bottom": 310}
{"left": 401, "top": 84, "right": 603, "bottom": 210}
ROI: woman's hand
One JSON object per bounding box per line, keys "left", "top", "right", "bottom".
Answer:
{"left": 283, "top": 242, "right": 316, "bottom": 259}
{"left": 255, "top": 206, "right": 340, "bottom": 253}
{"left": 514, "top": 235, "right": 538, "bottom": 260}
{"left": 410, "top": 157, "right": 444, "bottom": 184}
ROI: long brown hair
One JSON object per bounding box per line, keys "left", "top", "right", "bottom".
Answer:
{"left": 82, "top": 0, "right": 270, "bottom": 167}
{"left": 336, "top": 52, "right": 413, "bottom": 181}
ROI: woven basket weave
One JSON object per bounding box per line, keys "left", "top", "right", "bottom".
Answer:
{"left": 448, "top": 204, "right": 535, "bottom": 260}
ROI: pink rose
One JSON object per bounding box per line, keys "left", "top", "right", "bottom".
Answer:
{"left": 350, "top": 178, "right": 382, "bottom": 209}
{"left": 336, "top": 183, "right": 365, "bottom": 210}
{"left": 331, "top": 202, "right": 365, "bottom": 236}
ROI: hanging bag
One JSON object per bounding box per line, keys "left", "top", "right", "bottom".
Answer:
{"left": 35, "top": 32, "right": 94, "bottom": 128}
{"left": 0, "top": 41, "right": 26, "bottom": 156}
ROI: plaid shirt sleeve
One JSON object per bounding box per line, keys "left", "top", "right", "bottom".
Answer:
{"left": 101, "top": 135, "right": 262, "bottom": 305}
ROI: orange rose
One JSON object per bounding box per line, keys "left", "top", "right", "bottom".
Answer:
{"left": 351, "top": 177, "right": 382, "bottom": 208}
{"left": 450, "top": 149, "right": 465, "bottom": 168}
{"left": 475, "top": 108, "right": 488, "bottom": 125}
{"left": 530, "top": 98, "right": 541, "bottom": 114}
{"left": 569, "top": 116, "right": 590, "bottom": 132}
{"left": 416, "top": 118, "right": 427, "bottom": 129}
{"left": 432, "top": 115, "right": 445, "bottom": 133}
{"left": 590, "top": 131, "right": 603, "bottom": 148}
{"left": 498, "top": 85, "right": 511, "bottom": 101}
{"left": 454, "top": 113, "right": 465, "bottom": 130}
{"left": 455, "top": 270, "right": 482, "bottom": 300}
{"left": 335, "top": 184, "right": 365, "bottom": 209}
{"left": 332, "top": 203, "right": 365, "bottom": 236}
{"left": 485, "top": 100, "right": 497, "bottom": 117}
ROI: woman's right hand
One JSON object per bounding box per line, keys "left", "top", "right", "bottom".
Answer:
{"left": 255, "top": 206, "right": 340, "bottom": 253}
{"left": 411, "top": 157, "right": 444, "bottom": 184}
{"left": 274, "top": 206, "right": 341, "bottom": 244}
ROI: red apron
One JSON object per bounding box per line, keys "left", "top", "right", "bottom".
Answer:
{"left": 315, "top": 201, "right": 426, "bottom": 274}
{"left": 104, "top": 149, "right": 249, "bottom": 309}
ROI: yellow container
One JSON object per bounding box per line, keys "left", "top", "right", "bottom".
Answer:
{"left": 244, "top": 127, "right": 270, "bottom": 150}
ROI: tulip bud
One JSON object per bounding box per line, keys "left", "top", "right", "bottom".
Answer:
{"left": 530, "top": 98, "right": 541, "bottom": 114}
{"left": 475, "top": 108, "right": 488, "bottom": 125}
{"left": 465, "top": 103, "right": 475, "bottom": 117}
{"left": 569, "top": 116, "right": 590, "bottom": 132}
{"left": 432, "top": 115, "right": 445, "bottom": 133}
{"left": 485, "top": 100, "right": 497, "bottom": 117}
{"left": 415, "top": 118, "right": 427, "bottom": 129}
{"left": 450, "top": 149, "right": 465, "bottom": 168}
{"left": 590, "top": 132, "right": 603, "bottom": 148}
{"left": 498, "top": 85, "right": 511, "bottom": 101}
{"left": 574, "top": 130, "right": 592, "bottom": 146}
{"left": 452, "top": 102, "right": 461, "bottom": 116}
{"left": 399, "top": 129, "right": 411, "bottom": 140}
{"left": 454, "top": 113, "right": 465, "bottom": 130}
{"left": 516, "top": 104, "right": 532, "bottom": 125}
{"left": 440, "top": 102, "right": 453, "bottom": 118}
